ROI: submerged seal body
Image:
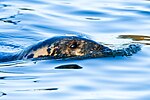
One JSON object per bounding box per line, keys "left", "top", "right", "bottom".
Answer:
{"left": 0, "top": 36, "right": 141, "bottom": 62}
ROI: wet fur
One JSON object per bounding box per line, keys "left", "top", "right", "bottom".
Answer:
{"left": 0, "top": 36, "right": 141, "bottom": 62}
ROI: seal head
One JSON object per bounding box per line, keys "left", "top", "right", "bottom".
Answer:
{"left": 0, "top": 36, "right": 141, "bottom": 62}
{"left": 20, "top": 36, "right": 110, "bottom": 60}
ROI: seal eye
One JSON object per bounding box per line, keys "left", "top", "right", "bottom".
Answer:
{"left": 70, "top": 42, "right": 78, "bottom": 49}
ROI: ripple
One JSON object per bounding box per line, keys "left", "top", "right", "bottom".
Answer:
{"left": 0, "top": 4, "right": 11, "bottom": 8}
{"left": 0, "top": 76, "right": 37, "bottom": 80}
{"left": 19, "top": 8, "right": 34, "bottom": 11}
{"left": 70, "top": 10, "right": 108, "bottom": 17}
{"left": 85, "top": 17, "right": 101, "bottom": 21}
{"left": 72, "top": 85, "right": 96, "bottom": 91}
{"left": 0, "top": 92, "right": 7, "bottom": 97}
{"left": 137, "top": 10, "right": 150, "bottom": 16}
{"left": 118, "top": 35, "right": 150, "bottom": 45}
{"left": 15, "top": 88, "right": 58, "bottom": 91}
{"left": 55, "top": 64, "right": 82, "bottom": 69}
{"left": 0, "top": 0, "right": 150, "bottom": 100}
{"left": 0, "top": 12, "right": 21, "bottom": 25}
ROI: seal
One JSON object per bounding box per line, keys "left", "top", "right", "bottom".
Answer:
{"left": 0, "top": 36, "right": 141, "bottom": 62}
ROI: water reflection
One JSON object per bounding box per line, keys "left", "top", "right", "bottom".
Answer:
{"left": 118, "top": 35, "right": 150, "bottom": 45}
{"left": 15, "top": 88, "right": 58, "bottom": 91}
{"left": 118, "top": 35, "right": 150, "bottom": 41}
{"left": 0, "top": 92, "right": 7, "bottom": 97}
{"left": 0, "top": 0, "right": 150, "bottom": 99}
{"left": 0, "top": 4, "right": 11, "bottom": 8}
{"left": 0, "top": 12, "right": 21, "bottom": 25}
{"left": 0, "top": 3, "right": 34, "bottom": 25}
{"left": 55, "top": 64, "right": 82, "bottom": 69}
{"left": 86, "top": 17, "right": 101, "bottom": 20}
{"left": 0, "top": 76, "right": 37, "bottom": 80}
{"left": 19, "top": 8, "right": 34, "bottom": 11}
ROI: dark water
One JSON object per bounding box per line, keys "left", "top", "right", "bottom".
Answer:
{"left": 0, "top": 0, "right": 150, "bottom": 99}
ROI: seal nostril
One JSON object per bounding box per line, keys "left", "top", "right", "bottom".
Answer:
{"left": 70, "top": 42, "right": 78, "bottom": 49}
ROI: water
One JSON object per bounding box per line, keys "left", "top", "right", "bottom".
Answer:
{"left": 0, "top": 0, "right": 150, "bottom": 99}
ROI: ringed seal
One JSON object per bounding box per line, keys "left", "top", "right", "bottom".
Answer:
{"left": 0, "top": 36, "right": 141, "bottom": 62}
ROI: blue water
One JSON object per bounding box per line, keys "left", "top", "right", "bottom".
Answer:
{"left": 0, "top": 0, "right": 150, "bottom": 99}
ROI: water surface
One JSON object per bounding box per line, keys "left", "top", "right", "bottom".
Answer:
{"left": 0, "top": 0, "right": 150, "bottom": 99}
